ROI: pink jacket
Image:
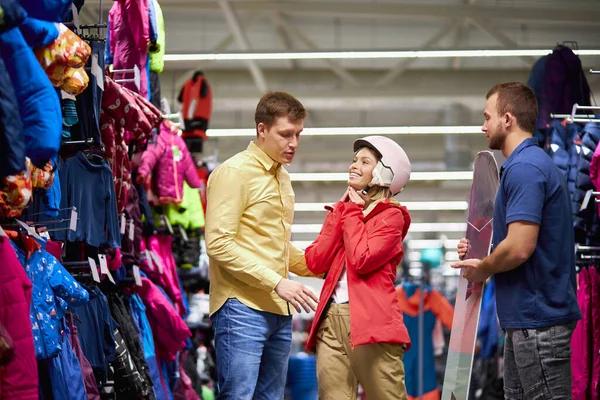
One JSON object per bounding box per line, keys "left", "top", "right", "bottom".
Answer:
{"left": 589, "top": 142, "right": 600, "bottom": 218}
{"left": 136, "top": 277, "right": 191, "bottom": 363}
{"left": 138, "top": 120, "right": 201, "bottom": 204}
{"left": 146, "top": 235, "right": 186, "bottom": 316}
{"left": 0, "top": 237, "right": 38, "bottom": 400}
{"left": 108, "top": 0, "right": 149, "bottom": 98}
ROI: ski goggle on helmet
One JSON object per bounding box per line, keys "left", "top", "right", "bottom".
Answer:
{"left": 353, "top": 136, "right": 411, "bottom": 196}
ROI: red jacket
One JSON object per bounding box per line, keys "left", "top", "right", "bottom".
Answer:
{"left": 305, "top": 199, "right": 412, "bottom": 352}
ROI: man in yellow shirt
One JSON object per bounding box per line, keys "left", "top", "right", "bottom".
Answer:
{"left": 205, "top": 91, "right": 320, "bottom": 399}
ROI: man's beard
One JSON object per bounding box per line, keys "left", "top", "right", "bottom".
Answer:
{"left": 488, "top": 123, "right": 505, "bottom": 150}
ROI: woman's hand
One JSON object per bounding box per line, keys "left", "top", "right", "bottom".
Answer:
{"left": 340, "top": 187, "right": 351, "bottom": 202}
{"left": 348, "top": 189, "right": 366, "bottom": 206}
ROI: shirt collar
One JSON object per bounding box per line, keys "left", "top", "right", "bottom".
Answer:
{"left": 248, "top": 141, "right": 279, "bottom": 171}
{"left": 501, "top": 137, "right": 538, "bottom": 173}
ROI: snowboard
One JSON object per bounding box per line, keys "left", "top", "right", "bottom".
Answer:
{"left": 441, "top": 151, "right": 499, "bottom": 400}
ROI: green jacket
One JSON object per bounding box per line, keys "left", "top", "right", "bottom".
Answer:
{"left": 149, "top": 0, "right": 165, "bottom": 73}
{"left": 163, "top": 182, "right": 205, "bottom": 230}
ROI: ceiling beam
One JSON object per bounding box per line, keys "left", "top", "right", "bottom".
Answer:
{"left": 468, "top": 18, "right": 537, "bottom": 66}
{"left": 278, "top": 17, "right": 361, "bottom": 87}
{"left": 269, "top": 12, "right": 298, "bottom": 70}
{"left": 376, "top": 21, "right": 460, "bottom": 87}
{"left": 147, "top": 1, "right": 600, "bottom": 25}
{"left": 213, "top": 11, "right": 266, "bottom": 52}
{"left": 218, "top": 0, "right": 268, "bottom": 92}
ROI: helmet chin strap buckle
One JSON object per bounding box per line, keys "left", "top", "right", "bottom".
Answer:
{"left": 360, "top": 185, "right": 372, "bottom": 196}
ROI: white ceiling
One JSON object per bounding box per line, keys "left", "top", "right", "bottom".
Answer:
{"left": 81, "top": 0, "right": 600, "bottom": 259}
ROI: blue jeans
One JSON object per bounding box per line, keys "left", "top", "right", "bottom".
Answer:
{"left": 503, "top": 323, "right": 576, "bottom": 399}
{"left": 212, "top": 298, "right": 292, "bottom": 400}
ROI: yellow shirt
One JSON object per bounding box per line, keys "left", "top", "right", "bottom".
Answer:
{"left": 205, "top": 141, "right": 314, "bottom": 316}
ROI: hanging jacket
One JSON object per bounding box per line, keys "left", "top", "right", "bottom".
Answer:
{"left": 18, "top": 16, "right": 58, "bottom": 48}
{"left": 9, "top": 232, "right": 89, "bottom": 359}
{"left": 305, "top": 199, "right": 412, "bottom": 351}
{"left": 71, "top": 286, "right": 118, "bottom": 382}
{"left": 137, "top": 277, "right": 191, "bottom": 362}
{"left": 163, "top": 182, "right": 205, "bottom": 230}
{"left": 138, "top": 120, "right": 202, "bottom": 204}
{"left": 146, "top": 234, "right": 187, "bottom": 316}
{"left": 47, "top": 326, "right": 87, "bottom": 400}
{"left": 149, "top": 0, "right": 165, "bottom": 74}
{"left": 0, "top": 27, "right": 62, "bottom": 168}
{"left": 19, "top": 0, "right": 72, "bottom": 21}
{"left": 178, "top": 71, "right": 212, "bottom": 140}
{"left": 574, "top": 123, "right": 600, "bottom": 243}
{"left": 107, "top": 293, "right": 154, "bottom": 399}
{"left": 548, "top": 120, "right": 582, "bottom": 218}
{"left": 0, "top": 56, "right": 25, "bottom": 179}
{"left": 107, "top": 0, "right": 150, "bottom": 98}
{"left": 396, "top": 282, "right": 454, "bottom": 400}
{"left": 0, "top": 0, "right": 26, "bottom": 33}
{"left": 588, "top": 140, "right": 600, "bottom": 220}
{"left": 130, "top": 294, "right": 169, "bottom": 400}
{"left": 67, "top": 314, "right": 101, "bottom": 400}
{"left": 0, "top": 236, "right": 38, "bottom": 400}
{"left": 537, "top": 46, "right": 591, "bottom": 130}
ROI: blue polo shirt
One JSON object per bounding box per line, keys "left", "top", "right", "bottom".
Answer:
{"left": 492, "top": 137, "right": 581, "bottom": 329}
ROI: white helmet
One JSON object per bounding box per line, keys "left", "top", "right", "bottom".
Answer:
{"left": 353, "top": 136, "right": 411, "bottom": 195}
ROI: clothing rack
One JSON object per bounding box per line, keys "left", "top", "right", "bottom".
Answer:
{"left": 113, "top": 65, "right": 140, "bottom": 91}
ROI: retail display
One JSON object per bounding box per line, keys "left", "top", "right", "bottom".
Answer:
{"left": 0, "top": 1, "right": 215, "bottom": 399}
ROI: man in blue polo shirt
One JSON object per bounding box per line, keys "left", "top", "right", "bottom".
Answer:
{"left": 452, "top": 82, "right": 581, "bottom": 399}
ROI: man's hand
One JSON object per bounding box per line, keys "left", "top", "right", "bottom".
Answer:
{"left": 274, "top": 279, "right": 319, "bottom": 313}
{"left": 450, "top": 258, "right": 490, "bottom": 283}
{"left": 457, "top": 238, "right": 470, "bottom": 260}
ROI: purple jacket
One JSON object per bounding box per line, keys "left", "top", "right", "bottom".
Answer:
{"left": 138, "top": 120, "right": 201, "bottom": 204}
{"left": 589, "top": 142, "right": 600, "bottom": 219}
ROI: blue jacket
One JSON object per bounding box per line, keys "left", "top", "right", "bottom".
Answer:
{"left": 47, "top": 326, "right": 87, "bottom": 400}
{"left": 547, "top": 120, "right": 582, "bottom": 217}
{"left": 0, "top": 56, "right": 24, "bottom": 178}
{"left": 10, "top": 236, "right": 89, "bottom": 359}
{"left": 0, "top": 27, "right": 61, "bottom": 168}
{"left": 18, "top": 17, "right": 58, "bottom": 48}
{"left": 18, "top": 0, "right": 72, "bottom": 22}
{"left": 574, "top": 122, "right": 600, "bottom": 243}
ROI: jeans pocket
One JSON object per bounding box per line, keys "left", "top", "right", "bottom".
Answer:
{"left": 550, "top": 324, "right": 574, "bottom": 359}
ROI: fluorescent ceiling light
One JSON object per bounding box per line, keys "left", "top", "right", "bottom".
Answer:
{"left": 290, "top": 171, "right": 473, "bottom": 182}
{"left": 294, "top": 201, "right": 468, "bottom": 212}
{"left": 206, "top": 126, "right": 481, "bottom": 137}
{"left": 291, "top": 222, "right": 466, "bottom": 234}
{"left": 165, "top": 49, "right": 600, "bottom": 62}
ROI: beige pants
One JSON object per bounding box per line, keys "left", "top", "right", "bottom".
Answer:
{"left": 315, "top": 303, "right": 408, "bottom": 400}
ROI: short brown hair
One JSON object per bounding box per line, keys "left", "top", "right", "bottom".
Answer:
{"left": 486, "top": 82, "right": 538, "bottom": 133}
{"left": 255, "top": 91, "right": 307, "bottom": 128}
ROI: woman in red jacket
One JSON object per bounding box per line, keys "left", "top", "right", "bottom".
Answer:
{"left": 305, "top": 136, "right": 412, "bottom": 400}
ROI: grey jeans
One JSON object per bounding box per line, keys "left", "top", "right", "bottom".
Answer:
{"left": 504, "top": 323, "right": 576, "bottom": 400}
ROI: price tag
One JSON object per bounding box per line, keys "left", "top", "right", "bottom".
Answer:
{"left": 144, "top": 249, "right": 154, "bottom": 270}
{"left": 0, "top": 226, "right": 6, "bottom": 237}
{"left": 581, "top": 189, "right": 593, "bottom": 211}
{"left": 98, "top": 254, "right": 115, "bottom": 284}
{"left": 151, "top": 251, "right": 164, "bottom": 274}
{"left": 16, "top": 220, "right": 41, "bottom": 240}
{"left": 132, "top": 265, "right": 143, "bottom": 287}
{"left": 88, "top": 257, "right": 101, "bottom": 283}
{"left": 162, "top": 216, "right": 174, "bottom": 235}
{"left": 91, "top": 54, "right": 104, "bottom": 91}
{"left": 120, "top": 214, "right": 126, "bottom": 234}
{"left": 128, "top": 220, "right": 135, "bottom": 241}
{"left": 39, "top": 231, "right": 50, "bottom": 240}
{"left": 69, "top": 208, "right": 78, "bottom": 231}
{"left": 61, "top": 90, "right": 76, "bottom": 101}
